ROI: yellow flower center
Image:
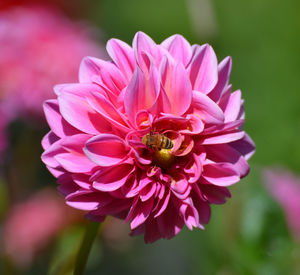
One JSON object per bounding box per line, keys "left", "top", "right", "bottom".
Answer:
{"left": 152, "top": 149, "right": 175, "bottom": 170}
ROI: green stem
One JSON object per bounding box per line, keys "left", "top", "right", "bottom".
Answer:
{"left": 73, "top": 221, "right": 100, "bottom": 275}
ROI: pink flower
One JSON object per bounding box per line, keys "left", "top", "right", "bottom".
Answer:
{"left": 42, "top": 32, "right": 255, "bottom": 243}
{"left": 3, "top": 188, "right": 81, "bottom": 267}
{"left": 0, "top": 5, "right": 105, "bottom": 119}
{"left": 263, "top": 168, "right": 300, "bottom": 242}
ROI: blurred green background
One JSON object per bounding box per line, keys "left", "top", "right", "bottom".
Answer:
{"left": 1, "top": 0, "right": 300, "bottom": 274}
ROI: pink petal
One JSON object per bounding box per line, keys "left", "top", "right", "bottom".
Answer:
{"left": 208, "top": 56, "right": 232, "bottom": 102}
{"left": 188, "top": 44, "right": 218, "bottom": 93}
{"left": 140, "top": 183, "right": 156, "bottom": 201}
{"left": 86, "top": 92, "right": 131, "bottom": 133}
{"left": 202, "top": 119, "right": 244, "bottom": 135}
{"left": 57, "top": 174, "right": 79, "bottom": 195}
{"left": 124, "top": 66, "right": 159, "bottom": 124}
{"left": 43, "top": 100, "right": 79, "bottom": 138}
{"left": 41, "top": 139, "right": 64, "bottom": 168}
{"left": 200, "top": 185, "right": 231, "bottom": 204}
{"left": 72, "top": 174, "right": 92, "bottom": 189}
{"left": 55, "top": 83, "right": 105, "bottom": 98}
{"left": 58, "top": 92, "right": 111, "bottom": 135}
{"left": 129, "top": 198, "right": 154, "bottom": 229}
{"left": 136, "top": 219, "right": 158, "bottom": 243}
{"left": 173, "top": 135, "right": 194, "bottom": 157}
{"left": 184, "top": 153, "right": 203, "bottom": 184}
{"left": 92, "top": 163, "right": 134, "bottom": 192}
{"left": 41, "top": 131, "right": 59, "bottom": 150}
{"left": 160, "top": 58, "right": 192, "bottom": 115}
{"left": 202, "top": 163, "right": 240, "bottom": 186}
{"left": 205, "top": 143, "right": 249, "bottom": 177}
{"left": 179, "top": 114, "right": 204, "bottom": 135}
{"left": 55, "top": 153, "right": 95, "bottom": 173}
{"left": 60, "top": 133, "right": 91, "bottom": 153}
{"left": 66, "top": 190, "right": 112, "bottom": 210}
{"left": 79, "top": 56, "right": 126, "bottom": 93}
{"left": 89, "top": 198, "right": 132, "bottom": 216}
{"left": 121, "top": 173, "right": 139, "bottom": 198}
{"left": 133, "top": 31, "right": 162, "bottom": 71}
{"left": 153, "top": 189, "right": 171, "bottom": 218}
{"left": 106, "top": 38, "right": 135, "bottom": 81}
{"left": 201, "top": 131, "right": 245, "bottom": 145}
{"left": 192, "top": 91, "right": 224, "bottom": 124}
{"left": 229, "top": 134, "right": 255, "bottom": 160}
{"left": 223, "top": 90, "right": 242, "bottom": 122}
{"left": 54, "top": 134, "right": 96, "bottom": 173}
{"left": 156, "top": 198, "right": 185, "bottom": 239}
{"left": 170, "top": 175, "right": 191, "bottom": 200}
{"left": 192, "top": 196, "right": 211, "bottom": 224}
{"left": 152, "top": 85, "right": 172, "bottom": 114}
{"left": 84, "top": 134, "right": 128, "bottom": 167}
{"left": 179, "top": 202, "right": 199, "bottom": 230}
{"left": 161, "top": 34, "right": 192, "bottom": 66}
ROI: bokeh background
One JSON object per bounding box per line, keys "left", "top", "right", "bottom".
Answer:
{"left": 0, "top": 0, "right": 300, "bottom": 274}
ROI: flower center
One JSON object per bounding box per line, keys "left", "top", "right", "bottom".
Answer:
{"left": 152, "top": 149, "right": 175, "bottom": 170}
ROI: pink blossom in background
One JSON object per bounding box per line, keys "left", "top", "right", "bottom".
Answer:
{"left": 3, "top": 188, "right": 82, "bottom": 267}
{"left": 263, "top": 168, "right": 300, "bottom": 242}
{"left": 0, "top": 5, "right": 105, "bottom": 120}
{"left": 42, "top": 32, "right": 255, "bottom": 243}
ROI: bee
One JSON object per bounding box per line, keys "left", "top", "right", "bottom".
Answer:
{"left": 141, "top": 132, "right": 173, "bottom": 150}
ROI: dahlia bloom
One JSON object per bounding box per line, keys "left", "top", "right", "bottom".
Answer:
{"left": 42, "top": 32, "right": 255, "bottom": 243}
{"left": 263, "top": 168, "right": 300, "bottom": 242}
{"left": 0, "top": 5, "right": 104, "bottom": 119}
{"left": 3, "top": 188, "right": 81, "bottom": 267}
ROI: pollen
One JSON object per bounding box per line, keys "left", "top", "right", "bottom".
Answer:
{"left": 152, "top": 149, "right": 175, "bottom": 170}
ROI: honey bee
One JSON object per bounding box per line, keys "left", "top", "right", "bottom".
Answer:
{"left": 141, "top": 132, "right": 173, "bottom": 150}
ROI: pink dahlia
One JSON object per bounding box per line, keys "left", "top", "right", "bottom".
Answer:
{"left": 42, "top": 32, "right": 255, "bottom": 243}
{"left": 263, "top": 168, "right": 300, "bottom": 242}
{"left": 0, "top": 5, "right": 104, "bottom": 119}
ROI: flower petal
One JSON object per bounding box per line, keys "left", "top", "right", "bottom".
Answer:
{"left": 84, "top": 134, "right": 129, "bottom": 167}
{"left": 201, "top": 131, "right": 245, "bottom": 145}
{"left": 223, "top": 90, "right": 242, "bottom": 122}
{"left": 202, "top": 163, "right": 240, "bottom": 186}
{"left": 66, "top": 190, "right": 112, "bottom": 210}
{"left": 92, "top": 164, "right": 134, "bottom": 191}
{"left": 192, "top": 90, "right": 224, "bottom": 124}
{"left": 140, "top": 182, "right": 156, "bottom": 201}
{"left": 129, "top": 198, "right": 154, "bottom": 230}
{"left": 160, "top": 58, "right": 192, "bottom": 115}
{"left": 86, "top": 92, "right": 131, "bottom": 133}
{"left": 43, "top": 100, "right": 79, "bottom": 138}
{"left": 133, "top": 31, "right": 162, "bottom": 71}
{"left": 41, "top": 131, "right": 59, "bottom": 150}
{"left": 161, "top": 34, "right": 192, "bottom": 66}
{"left": 124, "top": 66, "right": 159, "bottom": 124}
{"left": 208, "top": 56, "right": 232, "bottom": 102}
{"left": 200, "top": 185, "right": 231, "bottom": 204}
{"left": 58, "top": 92, "right": 111, "bottom": 135}
{"left": 229, "top": 133, "right": 255, "bottom": 160}
{"left": 79, "top": 56, "right": 126, "bottom": 93}
{"left": 188, "top": 44, "right": 218, "bottom": 93}
{"left": 179, "top": 201, "right": 199, "bottom": 230}
{"left": 205, "top": 144, "right": 249, "bottom": 177}
{"left": 106, "top": 38, "right": 135, "bottom": 81}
